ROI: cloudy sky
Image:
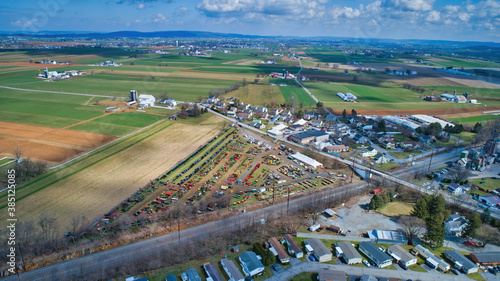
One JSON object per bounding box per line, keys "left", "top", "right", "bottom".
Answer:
{"left": 2, "top": 0, "right": 500, "bottom": 42}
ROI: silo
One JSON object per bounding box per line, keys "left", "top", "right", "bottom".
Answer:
{"left": 130, "top": 90, "right": 138, "bottom": 101}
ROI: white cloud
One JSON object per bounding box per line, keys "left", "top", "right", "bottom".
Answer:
{"left": 135, "top": 19, "right": 141, "bottom": 23}
{"left": 137, "top": 4, "right": 145, "bottom": 9}
{"left": 126, "top": 22, "right": 131, "bottom": 26}
{"left": 153, "top": 13, "right": 167, "bottom": 23}
{"left": 425, "top": 10, "right": 440, "bottom": 22}
{"left": 10, "top": 19, "right": 37, "bottom": 27}
{"left": 382, "top": 0, "right": 434, "bottom": 11}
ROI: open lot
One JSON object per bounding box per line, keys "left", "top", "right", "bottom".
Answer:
{"left": 0, "top": 114, "right": 224, "bottom": 228}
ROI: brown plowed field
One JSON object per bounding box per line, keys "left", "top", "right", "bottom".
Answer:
{"left": 0, "top": 121, "right": 115, "bottom": 163}
{"left": 333, "top": 105, "right": 500, "bottom": 117}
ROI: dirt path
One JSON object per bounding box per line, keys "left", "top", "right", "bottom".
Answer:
{"left": 61, "top": 113, "right": 111, "bottom": 130}
{"left": 83, "top": 96, "right": 95, "bottom": 105}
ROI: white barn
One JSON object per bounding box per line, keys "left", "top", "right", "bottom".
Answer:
{"left": 138, "top": 94, "right": 156, "bottom": 107}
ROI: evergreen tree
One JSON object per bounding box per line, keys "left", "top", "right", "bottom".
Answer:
{"left": 369, "top": 195, "right": 383, "bottom": 210}
{"left": 351, "top": 109, "right": 357, "bottom": 118}
{"left": 410, "top": 195, "right": 430, "bottom": 221}
{"left": 473, "top": 122, "right": 482, "bottom": 133}
{"left": 464, "top": 213, "right": 482, "bottom": 237}
{"left": 481, "top": 208, "right": 492, "bottom": 225}
{"left": 342, "top": 109, "right": 347, "bottom": 118}
{"left": 426, "top": 216, "right": 446, "bottom": 247}
{"left": 379, "top": 119, "right": 386, "bottom": 132}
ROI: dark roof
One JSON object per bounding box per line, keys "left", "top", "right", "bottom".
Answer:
{"left": 239, "top": 251, "right": 264, "bottom": 272}
{"left": 203, "top": 263, "right": 223, "bottom": 281}
{"left": 359, "top": 242, "right": 392, "bottom": 263}
{"left": 335, "top": 241, "right": 362, "bottom": 261}
{"left": 166, "top": 274, "right": 177, "bottom": 281}
{"left": 444, "top": 250, "right": 478, "bottom": 271}
{"left": 186, "top": 269, "right": 201, "bottom": 281}
{"left": 470, "top": 252, "right": 500, "bottom": 263}
{"left": 388, "top": 245, "right": 416, "bottom": 263}
{"left": 292, "top": 132, "right": 316, "bottom": 140}
{"left": 285, "top": 234, "right": 303, "bottom": 255}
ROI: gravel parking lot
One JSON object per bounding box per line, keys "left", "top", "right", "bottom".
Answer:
{"left": 318, "top": 195, "right": 401, "bottom": 236}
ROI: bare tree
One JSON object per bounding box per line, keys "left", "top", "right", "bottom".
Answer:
{"left": 13, "top": 147, "right": 22, "bottom": 160}
{"left": 446, "top": 167, "right": 472, "bottom": 182}
{"left": 475, "top": 224, "right": 500, "bottom": 246}
{"left": 160, "top": 92, "right": 170, "bottom": 100}
{"left": 399, "top": 215, "right": 426, "bottom": 244}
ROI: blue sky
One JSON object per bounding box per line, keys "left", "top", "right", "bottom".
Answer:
{"left": 2, "top": 0, "right": 500, "bottom": 42}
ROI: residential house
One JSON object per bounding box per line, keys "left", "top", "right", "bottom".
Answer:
{"left": 387, "top": 245, "right": 417, "bottom": 268}
{"left": 358, "top": 242, "right": 392, "bottom": 268}
{"left": 445, "top": 213, "right": 468, "bottom": 236}
{"left": 250, "top": 106, "right": 267, "bottom": 113}
{"left": 221, "top": 258, "right": 245, "bottom": 281}
{"left": 289, "top": 124, "right": 305, "bottom": 131}
{"left": 284, "top": 234, "right": 304, "bottom": 258}
{"left": 361, "top": 147, "right": 378, "bottom": 158}
{"left": 249, "top": 122, "right": 266, "bottom": 129}
{"left": 239, "top": 251, "right": 265, "bottom": 277}
{"left": 353, "top": 134, "right": 369, "bottom": 144}
{"left": 269, "top": 108, "right": 282, "bottom": 117}
{"left": 268, "top": 237, "right": 290, "bottom": 263}
{"left": 254, "top": 110, "right": 269, "bottom": 119}
{"left": 382, "top": 141, "right": 396, "bottom": 150}
{"left": 237, "top": 113, "right": 251, "bottom": 121}
{"left": 378, "top": 133, "right": 394, "bottom": 143}
{"left": 360, "top": 275, "right": 377, "bottom": 281}
{"left": 448, "top": 182, "right": 465, "bottom": 195}
{"left": 374, "top": 153, "right": 389, "bottom": 164}
{"left": 360, "top": 124, "right": 373, "bottom": 131}
{"left": 444, "top": 250, "right": 478, "bottom": 274}
{"left": 325, "top": 145, "right": 349, "bottom": 153}
{"left": 335, "top": 241, "right": 362, "bottom": 265}
{"left": 414, "top": 245, "right": 450, "bottom": 271}
{"left": 203, "top": 263, "right": 224, "bottom": 281}
{"left": 226, "top": 107, "right": 237, "bottom": 117}
{"left": 242, "top": 109, "right": 253, "bottom": 116}
{"left": 205, "top": 96, "right": 219, "bottom": 104}
{"left": 400, "top": 141, "right": 419, "bottom": 150}
{"left": 304, "top": 111, "right": 315, "bottom": 120}
{"left": 419, "top": 135, "right": 436, "bottom": 144}
{"left": 325, "top": 114, "right": 336, "bottom": 123}
{"left": 279, "top": 111, "right": 292, "bottom": 121}
{"left": 470, "top": 252, "right": 500, "bottom": 265}
{"left": 317, "top": 270, "right": 346, "bottom": 281}
{"left": 310, "top": 119, "right": 323, "bottom": 127}
{"left": 185, "top": 268, "right": 201, "bottom": 281}
{"left": 304, "top": 238, "right": 332, "bottom": 262}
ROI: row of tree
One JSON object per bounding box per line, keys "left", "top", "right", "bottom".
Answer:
{"left": 402, "top": 82, "right": 426, "bottom": 93}
{"left": 208, "top": 83, "right": 241, "bottom": 97}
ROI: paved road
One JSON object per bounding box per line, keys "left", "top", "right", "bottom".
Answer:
{"left": 4, "top": 180, "right": 370, "bottom": 280}
{"left": 265, "top": 258, "right": 471, "bottom": 281}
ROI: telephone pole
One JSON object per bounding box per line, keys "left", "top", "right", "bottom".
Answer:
{"left": 428, "top": 149, "right": 434, "bottom": 172}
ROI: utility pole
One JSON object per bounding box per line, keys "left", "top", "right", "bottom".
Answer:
{"left": 480, "top": 104, "right": 487, "bottom": 125}
{"left": 351, "top": 156, "right": 355, "bottom": 183}
{"left": 428, "top": 149, "right": 434, "bottom": 172}
{"left": 287, "top": 187, "right": 290, "bottom": 214}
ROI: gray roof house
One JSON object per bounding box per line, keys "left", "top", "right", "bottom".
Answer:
{"left": 444, "top": 250, "right": 479, "bottom": 274}
{"left": 387, "top": 245, "right": 417, "bottom": 267}
{"left": 284, "top": 234, "right": 304, "bottom": 258}
{"left": 203, "top": 263, "right": 224, "bottom": 281}
{"left": 470, "top": 252, "right": 500, "bottom": 265}
{"left": 239, "top": 251, "right": 265, "bottom": 277}
{"left": 221, "top": 258, "right": 245, "bottom": 281}
{"left": 334, "top": 241, "right": 362, "bottom": 265}
{"left": 358, "top": 242, "right": 392, "bottom": 268}
{"left": 445, "top": 213, "right": 468, "bottom": 236}
{"left": 305, "top": 238, "right": 332, "bottom": 262}
{"left": 185, "top": 268, "right": 201, "bottom": 281}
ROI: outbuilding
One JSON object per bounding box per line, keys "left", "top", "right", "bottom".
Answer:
{"left": 470, "top": 252, "right": 500, "bottom": 265}
{"left": 290, "top": 153, "right": 323, "bottom": 169}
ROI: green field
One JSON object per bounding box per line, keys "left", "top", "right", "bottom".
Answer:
{"left": 448, "top": 115, "right": 500, "bottom": 124}
{"left": 428, "top": 56, "right": 498, "bottom": 68}
{"left": 0, "top": 88, "right": 166, "bottom": 136}
{"left": 422, "top": 86, "right": 500, "bottom": 100}
{"left": 280, "top": 85, "right": 316, "bottom": 106}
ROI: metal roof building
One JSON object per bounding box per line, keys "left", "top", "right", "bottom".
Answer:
{"left": 470, "top": 252, "right": 500, "bottom": 265}
{"left": 268, "top": 237, "right": 290, "bottom": 263}
{"left": 387, "top": 245, "right": 417, "bottom": 267}
{"left": 290, "top": 152, "right": 323, "bottom": 168}
{"left": 368, "top": 229, "right": 408, "bottom": 245}
{"left": 203, "top": 263, "right": 224, "bottom": 281}
{"left": 239, "top": 251, "right": 264, "bottom": 277}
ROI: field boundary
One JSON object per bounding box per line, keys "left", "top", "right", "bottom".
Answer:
{"left": 0, "top": 85, "right": 116, "bottom": 98}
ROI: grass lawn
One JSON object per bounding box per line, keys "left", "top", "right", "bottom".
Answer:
{"left": 289, "top": 272, "right": 317, "bottom": 281}
{"left": 448, "top": 115, "right": 500, "bottom": 125}
{"left": 280, "top": 85, "right": 317, "bottom": 106}
{"left": 408, "top": 264, "right": 427, "bottom": 272}
{"left": 452, "top": 132, "right": 477, "bottom": 145}
{"left": 0, "top": 157, "right": 15, "bottom": 167}
{"left": 390, "top": 151, "right": 421, "bottom": 160}
{"left": 378, "top": 201, "right": 415, "bottom": 217}
{"left": 469, "top": 187, "right": 491, "bottom": 196}
{"left": 377, "top": 162, "right": 400, "bottom": 171}
{"left": 468, "top": 272, "right": 486, "bottom": 281}
{"left": 469, "top": 178, "right": 500, "bottom": 191}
